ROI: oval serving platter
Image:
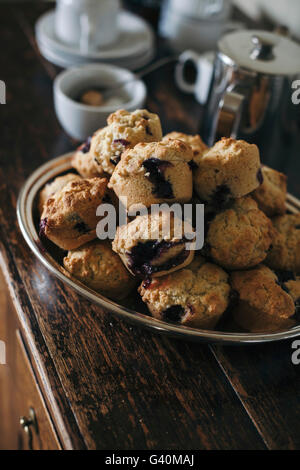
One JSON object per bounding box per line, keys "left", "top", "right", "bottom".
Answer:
{"left": 17, "top": 152, "right": 300, "bottom": 344}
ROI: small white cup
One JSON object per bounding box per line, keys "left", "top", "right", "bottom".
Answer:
{"left": 175, "top": 50, "right": 215, "bottom": 105}
{"left": 55, "top": 0, "right": 120, "bottom": 52}
{"left": 168, "top": 0, "right": 231, "bottom": 20}
{"left": 54, "top": 63, "right": 147, "bottom": 140}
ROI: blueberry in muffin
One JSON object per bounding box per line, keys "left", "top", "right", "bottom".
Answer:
{"left": 193, "top": 137, "right": 261, "bottom": 206}
{"left": 38, "top": 173, "right": 82, "bottom": 215}
{"left": 252, "top": 166, "right": 287, "bottom": 217}
{"left": 63, "top": 240, "right": 136, "bottom": 300}
{"left": 230, "top": 265, "right": 297, "bottom": 332}
{"left": 109, "top": 139, "right": 193, "bottom": 210}
{"left": 112, "top": 211, "right": 196, "bottom": 278}
{"left": 72, "top": 136, "right": 105, "bottom": 178}
{"left": 89, "top": 109, "right": 163, "bottom": 176}
{"left": 206, "top": 196, "right": 275, "bottom": 270}
{"left": 265, "top": 213, "right": 300, "bottom": 273}
{"left": 40, "top": 177, "right": 108, "bottom": 250}
{"left": 138, "top": 256, "right": 230, "bottom": 329}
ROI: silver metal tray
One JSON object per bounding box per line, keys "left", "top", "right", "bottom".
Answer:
{"left": 17, "top": 152, "right": 300, "bottom": 344}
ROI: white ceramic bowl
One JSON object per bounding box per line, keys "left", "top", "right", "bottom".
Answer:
{"left": 53, "top": 63, "right": 147, "bottom": 140}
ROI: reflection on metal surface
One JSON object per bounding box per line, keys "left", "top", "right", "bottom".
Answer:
{"left": 250, "top": 34, "right": 276, "bottom": 61}
{"left": 216, "top": 89, "right": 244, "bottom": 140}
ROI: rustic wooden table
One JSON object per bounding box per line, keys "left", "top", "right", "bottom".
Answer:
{"left": 1, "top": 2, "right": 300, "bottom": 450}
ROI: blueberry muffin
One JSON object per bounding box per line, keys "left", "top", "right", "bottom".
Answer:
{"left": 194, "top": 137, "right": 261, "bottom": 206}
{"left": 230, "top": 265, "right": 296, "bottom": 332}
{"left": 112, "top": 211, "right": 196, "bottom": 278}
{"left": 63, "top": 240, "right": 136, "bottom": 300}
{"left": 89, "top": 109, "right": 163, "bottom": 176}
{"left": 163, "top": 131, "right": 207, "bottom": 165}
{"left": 72, "top": 137, "right": 104, "bottom": 178}
{"left": 40, "top": 177, "right": 108, "bottom": 250}
{"left": 109, "top": 140, "right": 193, "bottom": 210}
{"left": 252, "top": 166, "right": 287, "bottom": 217}
{"left": 206, "top": 196, "right": 275, "bottom": 270}
{"left": 266, "top": 214, "right": 300, "bottom": 273}
{"left": 38, "top": 173, "right": 82, "bottom": 215}
{"left": 138, "top": 256, "right": 230, "bottom": 329}
{"left": 282, "top": 273, "right": 300, "bottom": 320}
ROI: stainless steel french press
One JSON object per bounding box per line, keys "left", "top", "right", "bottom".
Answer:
{"left": 177, "top": 30, "right": 300, "bottom": 167}
{"left": 202, "top": 30, "right": 300, "bottom": 167}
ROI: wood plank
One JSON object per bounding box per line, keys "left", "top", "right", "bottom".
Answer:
{"left": 0, "top": 3, "right": 266, "bottom": 449}
{"left": 211, "top": 343, "right": 300, "bottom": 450}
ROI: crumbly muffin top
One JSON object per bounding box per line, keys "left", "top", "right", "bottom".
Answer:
{"left": 41, "top": 177, "right": 108, "bottom": 230}
{"left": 63, "top": 240, "right": 136, "bottom": 299}
{"left": 206, "top": 196, "right": 276, "bottom": 270}
{"left": 138, "top": 257, "right": 230, "bottom": 324}
{"left": 38, "top": 173, "right": 82, "bottom": 214}
{"left": 163, "top": 131, "right": 207, "bottom": 163}
{"left": 109, "top": 139, "right": 193, "bottom": 180}
{"left": 194, "top": 137, "right": 261, "bottom": 202}
{"left": 230, "top": 265, "right": 295, "bottom": 320}
{"left": 284, "top": 276, "right": 300, "bottom": 303}
{"left": 266, "top": 213, "right": 300, "bottom": 272}
{"left": 252, "top": 166, "right": 287, "bottom": 217}
{"left": 90, "top": 109, "right": 162, "bottom": 175}
{"left": 72, "top": 147, "right": 103, "bottom": 179}
{"left": 205, "top": 137, "right": 258, "bottom": 161}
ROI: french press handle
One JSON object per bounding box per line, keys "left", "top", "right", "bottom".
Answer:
{"left": 214, "top": 33, "right": 278, "bottom": 141}
{"left": 214, "top": 88, "right": 245, "bottom": 141}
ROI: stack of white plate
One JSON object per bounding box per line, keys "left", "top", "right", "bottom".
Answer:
{"left": 36, "top": 9, "right": 155, "bottom": 70}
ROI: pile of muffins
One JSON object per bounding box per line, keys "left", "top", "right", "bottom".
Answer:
{"left": 38, "top": 109, "right": 300, "bottom": 333}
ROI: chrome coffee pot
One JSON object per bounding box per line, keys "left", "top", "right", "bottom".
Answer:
{"left": 200, "top": 30, "right": 300, "bottom": 167}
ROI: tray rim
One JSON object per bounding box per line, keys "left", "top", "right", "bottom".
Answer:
{"left": 16, "top": 152, "right": 300, "bottom": 345}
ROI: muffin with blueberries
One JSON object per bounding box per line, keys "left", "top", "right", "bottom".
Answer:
{"left": 38, "top": 173, "right": 82, "bottom": 215}
{"left": 109, "top": 139, "right": 193, "bottom": 211}
{"left": 112, "top": 211, "right": 196, "bottom": 278}
{"left": 40, "top": 177, "right": 108, "bottom": 250}
{"left": 138, "top": 256, "right": 230, "bottom": 329}
{"left": 89, "top": 109, "right": 163, "bottom": 176}
{"left": 162, "top": 131, "right": 207, "bottom": 166}
{"left": 252, "top": 166, "right": 287, "bottom": 217}
{"left": 230, "top": 265, "right": 297, "bottom": 332}
{"left": 63, "top": 240, "right": 136, "bottom": 300}
{"left": 206, "top": 196, "right": 275, "bottom": 270}
{"left": 72, "top": 136, "right": 104, "bottom": 179}
{"left": 265, "top": 213, "right": 300, "bottom": 273}
{"left": 194, "top": 137, "right": 262, "bottom": 207}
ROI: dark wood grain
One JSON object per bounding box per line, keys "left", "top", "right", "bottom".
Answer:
{"left": 211, "top": 342, "right": 300, "bottom": 450}
{"left": 0, "top": 1, "right": 299, "bottom": 451}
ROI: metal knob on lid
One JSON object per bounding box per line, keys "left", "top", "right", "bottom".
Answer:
{"left": 218, "top": 30, "right": 300, "bottom": 76}
{"left": 250, "top": 34, "right": 277, "bottom": 61}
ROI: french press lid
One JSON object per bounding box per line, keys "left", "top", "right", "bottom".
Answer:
{"left": 218, "top": 30, "right": 300, "bottom": 76}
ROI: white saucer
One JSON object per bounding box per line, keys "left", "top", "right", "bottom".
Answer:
{"left": 35, "top": 9, "right": 154, "bottom": 62}
{"left": 37, "top": 36, "right": 155, "bottom": 70}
